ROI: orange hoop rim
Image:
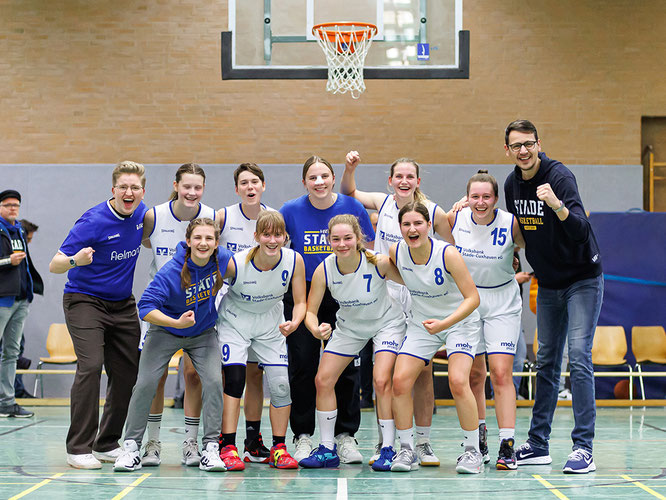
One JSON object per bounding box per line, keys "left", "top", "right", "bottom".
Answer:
{"left": 312, "top": 21, "right": 378, "bottom": 42}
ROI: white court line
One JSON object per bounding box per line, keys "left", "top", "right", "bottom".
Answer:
{"left": 336, "top": 478, "right": 348, "bottom": 500}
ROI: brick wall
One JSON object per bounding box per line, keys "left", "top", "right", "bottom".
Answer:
{"left": 2, "top": 0, "right": 665, "bottom": 165}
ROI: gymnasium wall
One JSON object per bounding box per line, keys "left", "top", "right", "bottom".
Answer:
{"left": 2, "top": 0, "right": 666, "bottom": 165}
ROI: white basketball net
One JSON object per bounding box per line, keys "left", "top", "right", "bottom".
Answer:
{"left": 313, "top": 24, "right": 377, "bottom": 99}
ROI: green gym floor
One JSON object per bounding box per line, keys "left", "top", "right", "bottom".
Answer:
{"left": 1, "top": 406, "right": 665, "bottom": 500}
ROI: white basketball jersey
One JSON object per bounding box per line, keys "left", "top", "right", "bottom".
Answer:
{"left": 220, "top": 203, "right": 275, "bottom": 254}
{"left": 451, "top": 207, "right": 516, "bottom": 288}
{"left": 395, "top": 238, "right": 464, "bottom": 323}
{"left": 375, "top": 196, "right": 437, "bottom": 255}
{"left": 148, "top": 201, "right": 216, "bottom": 278}
{"left": 323, "top": 251, "right": 403, "bottom": 333}
{"left": 221, "top": 247, "right": 296, "bottom": 317}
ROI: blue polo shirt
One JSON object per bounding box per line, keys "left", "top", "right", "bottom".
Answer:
{"left": 59, "top": 200, "right": 148, "bottom": 301}
{"left": 280, "top": 194, "right": 375, "bottom": 281}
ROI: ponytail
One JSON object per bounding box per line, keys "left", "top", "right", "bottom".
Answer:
{"left": 180, "top": 247, "right": 192, "bottom": 290}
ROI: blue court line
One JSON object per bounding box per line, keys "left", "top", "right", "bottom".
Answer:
{"left": 604, "top": 274, "right": 666, "bottom": 287}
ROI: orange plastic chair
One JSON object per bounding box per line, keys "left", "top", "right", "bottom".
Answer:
{"left": 591, "top": 326, "right": 633, "bottom": 399}
{"left": 591, "top": 326, "right": 629, "bottom": 366}
{"left": 169, "top": 349, "right": 184, "bottom": 369}
{"left": 33, "top": 323, "right": 77, "bottom": 397}
{"left": 631, "top": 326, "right": 666, "bottom": 399}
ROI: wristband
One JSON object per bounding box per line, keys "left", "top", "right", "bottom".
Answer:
{"left": 0, "top": 257, "right": 11, "bottom": 266}
{"left": 553, "top": 200, "right": 565, "bottom": 213}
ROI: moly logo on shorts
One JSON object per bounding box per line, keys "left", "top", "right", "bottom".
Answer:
{"left": 500, "top": 341, "right": 515, "bottom": 349}
{"left": 279, "top": 353, "right": 288, "bottom": 361}
{"left": 381, "top": 340, "right": 400, "bottom": 349}
{"left": 455, "top": 342, "right": 472, "bottom": 351}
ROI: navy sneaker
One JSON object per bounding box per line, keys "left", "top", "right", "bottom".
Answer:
{"left": 298, "top": 444, "right": 340, "bottom": 468}
{"left": 563, "top": 449, "right": 596, "bottom": 474}
{"left": 496, "top": 438, "right": 517, "bottom": 470}
{"left": 371, "top": 446, "right": 396, "bottom": 472}
{"left": 515, "top": 443, "right": 552, "bottom": 465}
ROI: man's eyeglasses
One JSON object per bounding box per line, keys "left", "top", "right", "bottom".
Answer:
{"left": 508, "top": 141, "right": 538, "bottom": 153}
{"left": 0, "top": 203, "right": 20, "bottom": 209}
{"left": 114, "top": 185, "right": 143, "bottom": 194}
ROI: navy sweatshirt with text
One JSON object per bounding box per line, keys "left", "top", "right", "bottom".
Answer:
{"left": 138, "top": 242, "right": 232, "bottom": 337}
{"left": 504, "top": 152, "right": 602, "bottom": 289}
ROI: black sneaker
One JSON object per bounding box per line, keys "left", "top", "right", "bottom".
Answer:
{"left": 496, "top": 438, "right": 517, "bottom": 470}
{"left": 0, "top": 404, "right": 34, "bottom": 418}
{"left": 243, "top": 433, "right": 270, "bottom": 463}
{"left": 479, "top": 423, "right": 490, "bottom": 464}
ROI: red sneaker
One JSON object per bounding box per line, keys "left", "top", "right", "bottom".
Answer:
{"left": 220, "top": 444, "right": 245, "bottom": 471}
{"left": 269, "top": 443, "right": 298, "bottom": 469}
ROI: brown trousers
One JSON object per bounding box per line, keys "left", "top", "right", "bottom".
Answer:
{"left": 63, "top": 292, "right": 140, "bottom": 454}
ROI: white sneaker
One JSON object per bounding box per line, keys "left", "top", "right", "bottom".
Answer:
{"left": 67, "top": 453, "right": 102, "bottom": 470}
{"left": 415, "top": 439, "right": 440, "bottom": 467}
{"left": 114, "top": 440, "right": 142, "bottom": 472}
{"left": 182, "top": 438, "right": 201, "bottom": 466}
{"left": 336, "top": 434, "right": 363, "bottom": 464}
{"left": 199, "top": 442, "right": 227, "bottom": 472}
{"left": 92, "top": 446, "right": 123, "bottom": 463}
{"left": 456, "top": 446, "right": 483, "bottom": 474}
{"left": 141, "top": 439, "right": 162, "bottom": 466}
{"left": 390, "top": 447, "right": 419, "bottom": 472}
{"left": 558, "top": 389, "right": 572, "bottom": 401}
{"left": 368, "top": 443, "right": 381, "bottom": 465}
{"left": 293, "top": 435, "right": 313, "bottom": 462}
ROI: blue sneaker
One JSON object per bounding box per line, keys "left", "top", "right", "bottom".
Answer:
{"left": 563, "top": 449, "right": 596, "bottom": 474}
{"left": 515, "top": 443, "right": 552, "bottom": 465}
{"left": 298, "top": 444, "right": 340, "bottom": 468}
{"left": 371, "top": 446, "right": 396, "bottom": 471}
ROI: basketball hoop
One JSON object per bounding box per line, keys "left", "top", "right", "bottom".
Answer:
{"left": 312, "top": 22, "right": 377, "bottom": 99}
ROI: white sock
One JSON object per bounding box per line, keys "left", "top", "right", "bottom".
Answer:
{"left": 378, "top": 419, "right": 395, "bottom": 449}
{"left": 147, "top": 413, "right": 162, "bottom": 441}
{"left": 316, "top": 409, "right": 337, "bottom": 449}
{"left": 397, "top": 427, "right": 414, "bottom": 450}
{"left": 462, "top": 427, "right": 480, "bottom": 453}
{"left": 184, "top": 415, "right": 200, "bottom": 441}
{"left": 415, "top": 425, "right": 430, "bottom": 442}
{"left": 499, "top": 427, "right": 514, "bottom": 445}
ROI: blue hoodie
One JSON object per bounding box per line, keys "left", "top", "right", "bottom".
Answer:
{"left": 138, "top": 242, "right": 233, "bottom": 337}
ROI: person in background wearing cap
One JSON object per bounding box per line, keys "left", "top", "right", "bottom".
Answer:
{"left": 0, "top": 190, "right": 41, "bottom": 418}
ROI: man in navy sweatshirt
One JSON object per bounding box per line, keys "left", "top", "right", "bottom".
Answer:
{"left": 503, "top": 120, "right": 603, "bottom": 474}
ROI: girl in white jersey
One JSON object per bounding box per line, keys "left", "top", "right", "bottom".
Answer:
{"left": 216, "top": 211, "right": 307, "bottom": 470}
{"left": 449, "top": 170, "right": 525, "bottom": 470}
{"left": 340, "top": 151, "right": 453, "bottom": 466}
{"left": 140, "top": 163, "right": 216, "bottom": 467}
{"left": 389, "top": 202, "right": 483, "bottom": 474}
{"left": 300, "top": 214, "right": 405, "bottom": 470}
{"left": 216, "top": 163, "right": 275, "bottom": 463}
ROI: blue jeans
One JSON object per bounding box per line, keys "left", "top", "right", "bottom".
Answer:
{"left": 0, "top": 299, "right": 29, "bottom": 406}
{"left": 528, "top": 275, "right": 603, "bottom": 453}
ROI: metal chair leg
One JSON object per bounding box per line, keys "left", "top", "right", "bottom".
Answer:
{"left": 33, "top": 361, "right": 44, "bottom": 398}
{"left": 635, "top": 364, "right": 645, "bottom": 400}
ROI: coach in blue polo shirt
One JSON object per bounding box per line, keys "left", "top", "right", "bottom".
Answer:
{"left": 50, "top": 161, "right": 148, "bottom": 470}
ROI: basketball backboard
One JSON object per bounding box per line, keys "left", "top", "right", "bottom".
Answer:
{"left": 222, "top": 0, "right": 468, "bottom": 79}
